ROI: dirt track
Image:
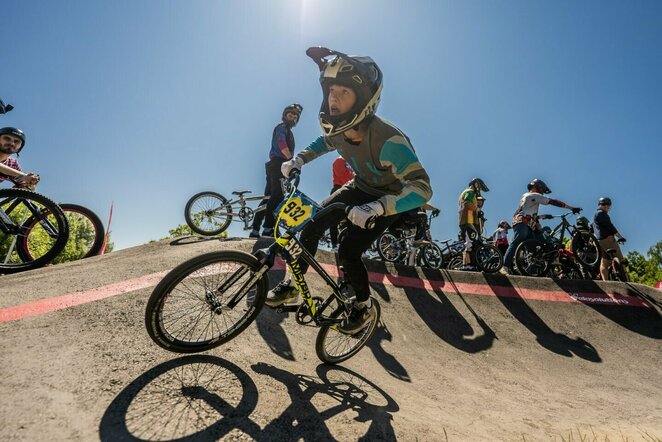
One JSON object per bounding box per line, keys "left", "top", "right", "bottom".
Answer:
{"left": 1, "top": 237, "right": 661, "bottom": 441}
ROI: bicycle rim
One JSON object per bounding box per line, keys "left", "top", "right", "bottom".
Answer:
{"left": 377, "top": 233, "right": 402, "bottom": 262}
{"left": 0, "top": 189, "right": 69, "bottom": 274}
{"left": 475, "top": 244, "right": 503, "bottom": 273}
{"left": 315, "top": 299, "right": 381, "bottom": 364}
{"left": 185, "top": 192, "right": 232, "bottom": 236}
{"left": 570, "top": 232, "right": 601, "bottom": 268}
{"left": 145, "top": 251, "right": 267, "bottom": 353}
{"left": 515, "top": 239, "right": 550, "bottom": 277}
{"left": 20, "top": 203, "right": 105, "bottom": 262}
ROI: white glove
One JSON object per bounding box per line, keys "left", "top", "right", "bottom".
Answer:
{"left": 348, "top": 201, "right": 385, "bottom": 229}
{"left": 281, "top": 156, "right": 304, "bottom": 178}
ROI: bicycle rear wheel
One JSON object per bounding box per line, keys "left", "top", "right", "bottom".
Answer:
{"left": 315, "top": 298, "right": 381, "bottom": 364}
{"left": 376, "top": 232, "right": 402, "bottom": 263}
{"left": 0, "top": 189, "right": 69, "bottom": 274}
{"left": 185, "top": 191, "right": 233, "bottom": 236}
{"left": 610, "top": 258, "right": 628, "bottom": 282}
{"left": 474, "top": 243, "right": 503, "bottom": 273}
{"left": 570, "top": 231, "right": 601, "bottom": 269}
{"left": 514, "top": 239, "right": 551, "bottom": 277}
{"left": 145, "top": 250, "right": 268, "bottom": 353}
{"left": 416, "top": 242, "right": 443, "bottom": 269}
{"left": 18, "top": 203, "right": 104, "bottom": 263}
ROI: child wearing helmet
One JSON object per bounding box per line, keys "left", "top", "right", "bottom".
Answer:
{"left": 457, "top": 178, "right": 489, "bottom": 270}
{"left": 269, "top": 47, "right": 433, "bottom": 333}
{"left": 492, "top": 220, "right": 511, "bottom": 256}
{"left": 0, "top": 127, "right": 40, "bottom": 190}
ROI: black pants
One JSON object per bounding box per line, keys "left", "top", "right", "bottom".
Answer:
{"left": 328, "top": 184, "right": 343, "bottom": 246}
{"left": 261, "top": 158, "right": 285, "bottom": 231}
{"left": 297, "top": 186, "right": 401, "bottom": 302}
{"left": 251, "top": 163, "right": 272, "bottom": 231}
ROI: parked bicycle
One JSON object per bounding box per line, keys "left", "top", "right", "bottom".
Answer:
{"left": 185, "top": 190, "right": 269, "bottom": 236}
{"left": 146, "top": 171, "right": 381, "bottom": 364}
{"left": 375, "top": 210, "right": 442, "bottom": 268}
{"left": 514, "top": 211, "right": 601, "bottom": 277}
{"left": 0, "top": 188, "right": 69, "bottom": 273}
{"left": 433, "top": 238, "right": 465, "bottom": 269}
{"left": 606, "top": 238, "right": 628, "bottom": 282}
{"left": 446, "top": 235, "right": 503, "bottom": 273}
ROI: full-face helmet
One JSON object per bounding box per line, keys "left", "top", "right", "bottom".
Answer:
{"left": 468, "top": 177, "right": 489, "bottom": 192}
{"left": 598, "top": 197, "right": 612, "bottom": 206}
{"left": 527, "top": 178, "right": 551, "bottom": 194}
{"left": 282, "top": 103, "right": 303, "bottom": 127}
{"left": 306, "top": 47, "right": 383, "bottom": 137}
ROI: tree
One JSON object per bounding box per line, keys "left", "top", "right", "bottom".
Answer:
{"left": 155, "top": 223, "right": 228, "bottom": 241}
{"left": 626, "top": 240, "right": 662, "bottom": 287}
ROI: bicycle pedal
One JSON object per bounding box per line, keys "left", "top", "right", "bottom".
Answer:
{"left": 274, "top": 303, "right": 301, "bottom": 313}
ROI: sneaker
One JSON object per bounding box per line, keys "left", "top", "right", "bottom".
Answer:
{"left": 261, "top": 228, "right": 274, "bottom": 237}
{"left": 499, "top": 266, "right": 512, "bottom": 275}
{"left": 265, "top": 279, "right": 299, "bottom": 307}
{"left": 249, "top": 229, "right": 260, "bottom": 238}
{"left": 338, "top": 300, "right": 375, "bottom": 335}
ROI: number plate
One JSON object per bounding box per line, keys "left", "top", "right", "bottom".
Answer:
{"left": 275, "top": 191, "right": 319, "bottom": 232}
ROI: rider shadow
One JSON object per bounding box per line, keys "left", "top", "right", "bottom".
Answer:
{"left": 251, "top": 362, "right": 400, "bottom": 441}
{"left": 551, "top": 278, "right": 662, "bottom": 340}
{"left": 99, "top": 355, "right": 263, "bottom": 441}
{"left": 392, "top": 264, "right": 497, "bottom": 354}
{"left": 365, "top": 322, "right": 411, "bottom": 382}
{"left": 482, "top": 273, "right": 601, "bottom": 362}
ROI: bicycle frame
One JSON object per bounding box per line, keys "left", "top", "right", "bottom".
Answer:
{"left": 0, "top": 195, "right": 60, "bottom": 237}
{"left": 209, "top": 178, "right": 351, "bottom": 328}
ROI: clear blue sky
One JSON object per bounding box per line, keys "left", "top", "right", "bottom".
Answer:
{"left": 4, "top": 0, "right": 661, "bottom": 255}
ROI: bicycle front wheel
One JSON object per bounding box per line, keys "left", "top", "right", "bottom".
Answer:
{"left": 145, "top": 250, "right": 268, "bottom": 353}
{"left": 315, "top": 299, "right": 381, "bottom": 365}
{"left": 185, "top": 191, "right": 233, "bottom": 236}
{"left": 18, "top": 203, "right": 105, "bottom": 263}
{"left": 611, "top": 258, "right": 628, "bottom": 282}
{"left": 0, "top": 189, "right": 69, "bottom": 274}
{"left": 514, "top": 239, "right": 551, "bottom": 277}
{"left": 570, "top": 231, "right": 601, "bottom": 269}
{"left": 474, "top": 243, "right": 503, "bottom": 273}
{"left": 416, "top": 242, "right": 443, "bottom": 269}
{"left": 377, "top": 232, "right": 402, "bottom": 263}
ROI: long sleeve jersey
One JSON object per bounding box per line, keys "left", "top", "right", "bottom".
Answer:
{"left": 297, "top": 116, "right": 432, "bottom": 216}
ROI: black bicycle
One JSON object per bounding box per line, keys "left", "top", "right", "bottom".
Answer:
{"left": 146, "top": 172, "right": 381, "bottom": 364}
{"left": 375, "top": 210, "right": 443, "bottom": 268}
{"left": 446, "top": 234, "right": 503, "bottom": 273}
{"left": 514, "top": 211, "right": 601, "bottom": 277}
{"left": 0, "top": 188, "right": 69, "bottom": 273}
{"left": 185, "top": 190, "right": 269, "bottom": 236}
{"left": 606, "top": 238, "right": 628, "bottom": 282}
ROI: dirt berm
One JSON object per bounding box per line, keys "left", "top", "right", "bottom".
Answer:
{"left": 1, "top": 237, "right": 661, "bottom": 441}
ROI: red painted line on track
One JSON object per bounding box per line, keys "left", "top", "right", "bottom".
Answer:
{"left": 0, "top": 271, "right": 168, "bottom": 323}
{"left": 0, "top": 260, "right": 649, "bottom": 324}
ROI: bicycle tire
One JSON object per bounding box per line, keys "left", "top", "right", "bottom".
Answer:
{"left": 447, "top": 255, "right": 464, "bottom": 270}
{"left": 184, "top": 191, "right": 233, "bottom": 236}
{"left": 376, "top": 232, "right": 402, "bottom": 263}
{"left": 474, "top": 243, "right": 503, "bottom": 273}
{"left": 315, "top": 298, "right": 381, "bottom": 364}
{"left": 611, "top": 258, "right": 628, "bottom": 282}
{"left": 570, "top": 231, "right": 601, "bottom": 269}
{"left": 416, "top": 242, "right": 443, "bottom": 269}
{"left": 514, "top": 239, "right": 551, "bottom": 277}
{"left": 145, "top": 250, "right": 268, "bottom": 353}
{"left": 18, "top": 203, "right": 104, "bottom": 262}
{"left": 0, "top": 189, "right": 69, "bottom": 274}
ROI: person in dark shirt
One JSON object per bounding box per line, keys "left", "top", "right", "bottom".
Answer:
{"left": 592, "top": 197, "right": 626, "bottom": 280}
{"left": 250, "top": 104, "right": 303, "bottom": 237}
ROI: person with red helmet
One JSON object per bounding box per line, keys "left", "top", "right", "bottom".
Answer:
{"left": 501, "top": 179, "right": 580, "bottom": 274}
{"left": 0, "top": 127, "right": 40, "bottom": 190}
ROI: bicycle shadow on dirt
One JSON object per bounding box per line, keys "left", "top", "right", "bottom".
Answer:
{"left": 169, "top": 235, "right": 243, "bottom": 246}
{"left": 251, "top": 362, "right": 400, "bottom": 441}
{"left": 99, "top": 355, "right": 399, "bottom": 441}
{"left": 99, "top": 355, "right": 262, "bottom": 441}
{"left": 381, "top": 262, "right": 497, "bottom": 354}
{"left": 551, "top": 278, "right": 662, "bottom": 340}
{"left": 482, "top": 273, "right": 601, "bottom": 362}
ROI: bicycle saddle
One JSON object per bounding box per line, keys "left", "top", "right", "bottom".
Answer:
{"left": 232, "top": 190, "right": 252, "bottom": 196}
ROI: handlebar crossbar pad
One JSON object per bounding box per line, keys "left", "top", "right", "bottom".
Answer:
{"left": 311, "top": 203, "right": 347, "bottom": 223}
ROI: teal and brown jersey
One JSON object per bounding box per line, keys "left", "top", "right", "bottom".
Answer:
{"left": 296, "top": 116, "right": 432, "bottom": 216}
{"left": 458, "top": 188, "right": 478, "bottom": 225}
